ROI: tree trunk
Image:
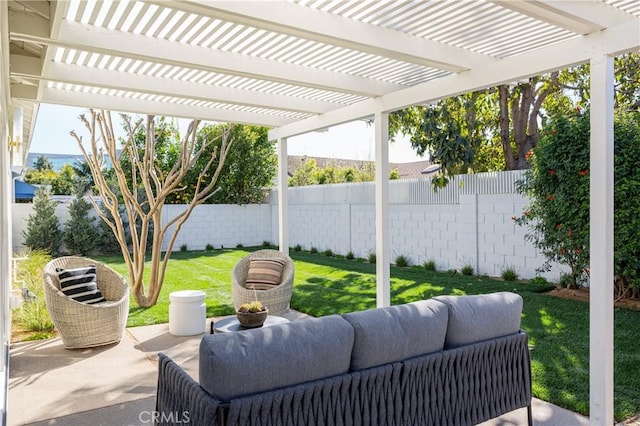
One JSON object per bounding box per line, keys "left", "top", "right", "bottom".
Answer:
{"left": 499, "top": 74, "right": 559, "bottom": 170}
{"left": 498, "top": 85, "right": 515, "bottom": 169}
{"left": 512, "top": 82, "right": 535, "bottom": 170}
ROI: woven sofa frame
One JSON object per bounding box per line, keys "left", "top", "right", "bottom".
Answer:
{"left": 156, "top": 293, "right": 533, "bottom": 426}
{"left": 157, "top": 332, "right": 532, "bottom": 426}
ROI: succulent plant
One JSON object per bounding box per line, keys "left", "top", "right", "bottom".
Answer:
{"left": 238, "top": 301, "right": 265, "bottom": 313}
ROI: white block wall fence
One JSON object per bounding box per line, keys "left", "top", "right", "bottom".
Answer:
{"left": 11, "top": 170, "right": 567, "bottom": 281}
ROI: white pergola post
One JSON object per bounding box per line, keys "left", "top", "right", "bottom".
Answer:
{"left": 277, "top": 137, "right": 289, "bottom": 255}
{"left": 0, "top": 107, "right": 10, "bottom": 396}
{"left": 589, "top": 52, "right": 614, "bottom": 426}
{"left": 374, "top": 111, "right": 390, "bottom": 308}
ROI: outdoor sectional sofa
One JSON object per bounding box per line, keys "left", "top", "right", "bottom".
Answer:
{"left": 156, "top": 291, "right": 532, "bottom": 426}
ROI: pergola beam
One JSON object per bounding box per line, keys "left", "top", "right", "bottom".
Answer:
{"left": 269, "top": 19, "right": 640, "bottom": 140}
{"left": 155, "top": 0, "right": 495, "bottom": 72}
{"left": 11, "top": 58, "right": 339, "bottom": 115}
{"left": 21, "top": 87, "right": 295, "bottom": 128}
{"left": 492, "top": 0, "right": 631, "bottom": 34}
{"left": 10, "top": 15, "right": 405, "bottom": 98}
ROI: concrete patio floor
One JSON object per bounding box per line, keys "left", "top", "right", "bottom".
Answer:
{"left": 8, "top": 311, "right": 591, "bottom": 426}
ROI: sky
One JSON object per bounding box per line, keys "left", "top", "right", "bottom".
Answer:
{"left": 29, "top": 104, "right": 426, "bottom": 163}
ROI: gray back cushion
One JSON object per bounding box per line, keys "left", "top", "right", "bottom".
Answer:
{"left": 199, "top": 315, "right": 354, "bottom": 401}
{"left": 434, "top": 292, "right": 523, "bottom": 348}
{"left": 342, "top": 299, "right": 448, "bottom": 370}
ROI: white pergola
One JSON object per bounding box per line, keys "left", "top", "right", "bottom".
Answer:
{"left": 0, "top": 1, "right": 639, "bottom": 423}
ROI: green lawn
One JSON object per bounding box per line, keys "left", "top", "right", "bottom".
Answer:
{"left": 99, "top": 248, "right": 640, "bottom": 421}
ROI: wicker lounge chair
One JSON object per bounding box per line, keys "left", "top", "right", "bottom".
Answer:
{"left": 232, "top": 250, "right": 294, "bottom": 315}
{"left": 43, "top": 256, "right": 129, "bottom": 349}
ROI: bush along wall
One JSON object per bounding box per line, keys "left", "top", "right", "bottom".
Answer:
{"left": 515, "top": 110, "right": 640, "bottom": 297}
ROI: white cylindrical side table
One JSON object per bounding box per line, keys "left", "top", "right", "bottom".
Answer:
{"left": 169, "top": 290, "right": 206, "bottom": 336}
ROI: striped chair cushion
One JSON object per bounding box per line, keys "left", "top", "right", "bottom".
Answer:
{"left": 56, "top": 265, "right": 106, "bottom": 305}
{"left": 245, "top": 258, "right": 285, "bottom": 290}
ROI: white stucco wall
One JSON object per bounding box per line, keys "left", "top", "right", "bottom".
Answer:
{"left": 11, "top": 171, "right": 567, "bottom": 281}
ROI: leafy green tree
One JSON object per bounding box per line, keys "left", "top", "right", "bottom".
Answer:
{"left": 120, "top": 121, "right": 274, "bottom": 205}
{"left": 391, "top": 78, "right": 558, "bottom": 187}
{"left": 23, "top": 188, "right": 61, "bottom": 255}
{"left": 51, "top": 164, "right": 76, "bottom": 195}
{"left": 33, "top": 154, "right": 53, "bottom": 171}
{"left": 191, "top": 125, "right": 277, "bottom": 204}
{"left": 546, "top": 53, "right": 640, "bottom": 113}
{"left": 289, "top": 158, "right": 321, "bottom": 186}
{"left": 390, "top": 53, "right": 639, "bottom": 188}
{"left": 24, "top": 168, "right": 57, "bottom": 186}
{"left": 25, "top": 164, "right": 77, "bottom": 195}
{"left": 515, "top": 110, "right": 640, "bottom": 299}
{"left": 390, "top": 90, "right": 502, "bottom": 187}
{"left": 71, "top": 159, "right": 96, "bottom": 196}
{"left": 63, "top": 197, "right": 99, "bottom": 255}
{"left": 614, "top": 53, "right": 640, "bottom": 111}
{"left": 288, "top": 158, "right": 394, "bottom": 187}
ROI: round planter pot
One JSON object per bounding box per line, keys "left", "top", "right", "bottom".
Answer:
{"left": 236, "top": 308, "right": 269, "bottom": 328}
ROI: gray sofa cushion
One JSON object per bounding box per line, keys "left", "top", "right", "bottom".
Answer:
{"left": 434, "top": 292, "right": 523, "bottom": 348}
{"left": 342, "top": 299, "right": 448, "bottom": 370}
{"left": 199, "top": 315, "right": 354, "bottom": 401}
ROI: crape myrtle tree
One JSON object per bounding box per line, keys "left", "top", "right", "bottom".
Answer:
{"left": 71, "top": 110, "right": 235, "bottom": 307}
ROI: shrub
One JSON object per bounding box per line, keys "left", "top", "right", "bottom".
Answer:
{"left": 529, "top": 276, "right": 550, "bottom": 286}
{"left": 96, "top": 202, "right": 153, "bottom": 254}
{"left": 63, "top": 197, "right": 99, "bottom": 255}
{"left": 97, "top": 203, "right": 120, "bottom": 254}
{"left": 11, "top": 250, "right": 55, "bottom": 338}
{"left": 180, "top": 244, "right": 188, "bottom": 252}
{"left": 23, "top": 188, "right": 61, "bottom": 255}
{"left": 368, "top": 252, "right": 376, "bottom": 264}
{"left": 423, "top": 260, "right": 437, "bottom": 271}
{"left": 461, "top": 264, "right": 474, "bottom": 276}
{"left": 346, "top": 251, "right": 355, "bottom": 260}
{"left": 395, "top": 255, "right": 410, "bottom": 267}
{"left": 236, "top": 243, "right": 244, "bottom": 248}
{"left": 324, "top": 249, "right": 334, "bottom": 257}
{"left": 558, "top": 273, "right": 573, "bottom": 288}
{"left": 310, "top": 247, "right": 318, "bottom": 253}
{"left": 501, "top": 266, "right": 519, "bottom": 282}
{"left": 293, "top": 244, "right": 302, "bottom": 252}
{"left": 515, "top": 110, "right": 640, "bottom": 293}
{"left": 262, "top": 241, "right": 272, "bottom": 247}
{"left": 205, "top": 243, "right": 214, "bottom": 251}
